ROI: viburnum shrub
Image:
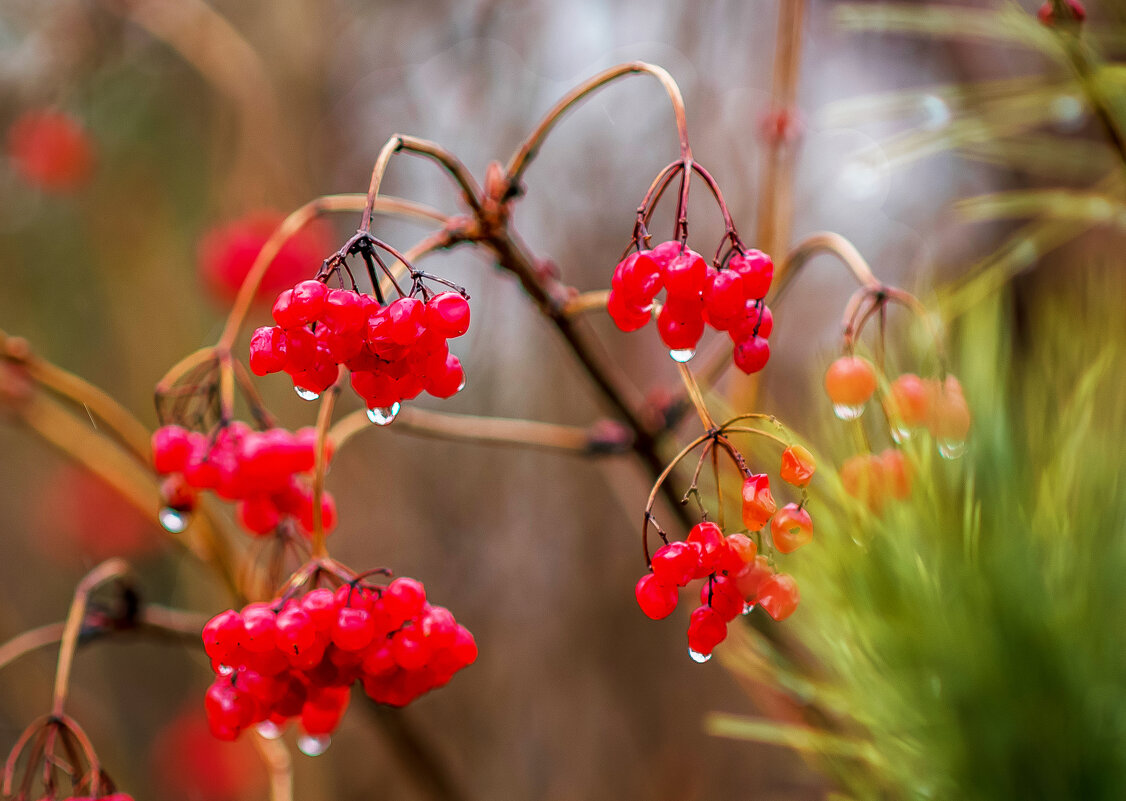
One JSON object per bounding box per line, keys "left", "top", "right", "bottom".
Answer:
{"left": 0, "top": 59, "right": 969, "bottom": 786}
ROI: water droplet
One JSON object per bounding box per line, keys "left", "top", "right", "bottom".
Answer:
{"left": 918, "top": 94, "right": 951, "bottom": 131}
{"left": 256, "top": 721, "right": 284, "bottom": 740}
{"left": 294, "top": 386, "right": 320, "bottom": 401}
{"left": 217, "top": 664, "right": 233, "bottom": 676}
{"left": 669, "top": 348, "right": 695, "bottom": 363}
{"left": 938, "top": 439, "right": 966, "bottom": 459}
{"left": 366, "top": 402, "right": 401, "bottom": 426}
{"left": 456, "top": 376, "right": 466, "bottom": 392}
{"left": 832, "top": 403, "right": 865, "bottom": 421}
{"left": 890, "top": 425, "right": 912, "bottom": 444}
{"left": 297, "top": 734, "right": 331, "bottom": 756}
{"left": 741, "top": 602, "right": 755, "bottom": 616}
{"left": 1051, "top": 94, "right": 1085, "bottom": 131}
{"left": 158, "top": 507, "right": 188, "bottom": 533}
{"left": 688, "top": 648, "right": 712, "bottom": 663}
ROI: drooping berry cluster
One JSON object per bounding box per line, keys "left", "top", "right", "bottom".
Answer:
{"left": 824, "top": 357, "right": 971, "bottom": 457}
{"left": 202, "top": 576, "right": 476, "bottom": 749}
{"left": 608, "top": 242, "right": 775, "bottom": 372}
{"left": 636, "top": 445, "right": 815, "bottom": 661}
{"left": 249, "top": 279, "right": 469, "bottom": 414}
{"left": 151, "top": 422, "right": 336, "bottom": 537}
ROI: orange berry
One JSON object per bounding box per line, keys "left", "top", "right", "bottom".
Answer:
{"left": 879, "top": 448, "right": 912, "bottom": 499}
{"left": 780, "top": 444, "right": 816, "bottom": 487}
{"left": 825, "top": 356, "right": 877, "bottom": 415}
{"left": 741, "top": 473, "right": 777, "bottom": 531}
{"left": 888, "top": 373, "right": 931, "bottom": 428}
{"left": 840, "top": 453, "right": 886, "bottom": 513}
{"left": 770, "top": 503, "right": 814, "bottom": 553}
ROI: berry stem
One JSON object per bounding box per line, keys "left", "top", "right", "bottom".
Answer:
{"left": 560, "top": 290, "right": 611, "bottom": 317}
{"left": 51, "top": 559, "right": 132, "bottom": 717}
{"left": 217, "top": 194, "right": 446, "bottom": 353}
{"left": 0, "top": 330, "right": 152, "bottom": 464}
{"left": 310, "top": 379, "right": 342, "bottom": 559}
{"left": 773, "top": 232, "right": 881, "bottom": 303}
{"left": 505, "top": 61, "right": 692, "bottom": 192}
{"left": 719, "top": 425, "right": 791, "bottom": 450}
{"left": 676, "top": 362, "right": 716, "bottom": 430}
{"left": 642, "top": 432, "right": 713, "bottom": 565}
{"left": 329, "top": 405, "right": 628, "bottom": 456}
{"left": 252, "top": 730, "right": 294, "bottom": 801}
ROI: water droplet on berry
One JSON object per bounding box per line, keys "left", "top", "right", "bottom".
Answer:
{"left": 457, "top": 376, "right": 466, "bottom": 392}
{"left": 688, "top": 648, "right": 712, "bottom": 663}
{"left": 669, "top": 348, "right": 695, "bottom": 363}
{"left": 158, "top": 507, "right": 188, "bottom": 533}
{"left": 297, "top": 734, "right": 331, "bottom": 756}
{"left": 294, "top": 386, "right": 320, "bottom": 401}
{"left": 938, "top": 438, "right": 965, "bottom": 459}
{"left": 890, "top": 424, "right": 911, "bottom": 444}
{"left": 366, "top": 402, "right": 401, "bottom": 426}
{"left": 741, "top": 602, "right": 755, "bottom": 616}
{"left": 832, "top": 403, "right": 865, "bottom": 421}
{"left": 256, "top": 721, "right": 284, "bottom": 740}
{"left": 217, "top": 664, "right": 233, "bottom": 676}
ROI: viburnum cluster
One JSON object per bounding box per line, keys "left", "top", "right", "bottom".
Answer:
{"left": 151, "top": 422, "right": 336, "bottom": 537}
{"left": 249, "top": 279, "right": 469, "bottom": 417}
{"left": 608, "top": 242, "right": 775, "bottom": 372}
{"left": 202, "top": 575, "right": 476, "bottom": 752}
{"left": 636, "top": 444, "right": 815, "bottom": 661}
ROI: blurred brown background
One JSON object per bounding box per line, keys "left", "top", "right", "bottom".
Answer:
{"left": 0, "top": 0, "right": 1094, "bottom": 799}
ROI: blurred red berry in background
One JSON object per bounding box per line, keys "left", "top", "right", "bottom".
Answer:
{"left": 33, "top": 464, "right": 159, "bottom": 563}
{"left": 198, "top": 211, "right": 334, "bottom": 306}
{"left": 151, "top": 708, "right": 266, "bottom": 801}
{"left": 7, "top": 108, "right": 95, "bottom": 193}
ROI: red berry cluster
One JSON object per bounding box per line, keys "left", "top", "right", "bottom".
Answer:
{"left": 636, "top": 521, "right": 800, "bottom": 661}
{"left": 151, "top": 422, "right": 336, "bottom": 537}
{"left": 249, "top": 279, "right": 469, "bottom": 412}
{"left": 608, "top": 241, "right": 775, "bottom": 372}
{"left": 637, "top": 445, "right": 815, "bottom": 661}
{"left": 203, "top": 577, "right": 476, "bottom": 746}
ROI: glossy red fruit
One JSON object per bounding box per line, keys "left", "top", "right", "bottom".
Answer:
{"left": 733, "top": 335, "right": 770, "bottom": 374}
{"left": 770, "top": 504, "right": 813, "bottom": 554}
{"left": 656, "top": 305, "right": 705, "bottom": 351}
{"left": 756, "top": 573, "right": 800, "bottom": 621}
{"left": 717, "top": 533, "right": 757, "bottom": 575}
{"left": 650, "top": 541, "right": 699, "bottom": 587}
{"left": 729, "top": 249, "right": 773, "bottom": 299}
{"left": 607, "top": 289, "right": 652, "bottom": 332}
{"left": 613, "top": 252, "right": 663, "bottom": 301}
{"left": 703, "top": 270, "right": 745, "bottom": 319}
{"left": 7, "top": 108, "right": 94, "bottom": 193}
{"left": 779, "top": 444, "right": 816, "bottom": 487}
{"left": 635, "top": 574, "right": 678, "bottom": 620}
{"left": 425, "top": 292, "right": 471, "bottom": 338}
{"left": 741, "top": 474, "right": 777, "bottom": 531}
{"left": 733, "top": 554, "right": 774, "bottom": 601}
{"left": 700, "top": 575, "right": 744, "bottom": 622}
{"left": 199, "top": 212, "right": 332, "bottom": 305}
{"left": 687, "top": 521, "right": 726, "bottom": 570}
{"left": 427, "top": 354, "right": 465, "bottom": 399}
{"left": 686, "top": 606, "right": 727, "bottom": 656}
{"left": 824, "top": 356, "right": 877, "bottom": 408}
{"left": 663, "top": 249, "right": 707, "bottom": 297}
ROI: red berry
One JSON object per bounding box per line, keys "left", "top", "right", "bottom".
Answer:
{"left": 888, "top": 373, "right": 931, "bottom": 429}
{"left": 235, "top": 495, "right": 281, "bottom": 536}
{"left": 703, "top": 270, "right": 746, "bottom": 320}
{"left": 687, "top": 521, "right": 725, "bottom": 570}
{"left": 427, "top": 354, "right": 465, "bottom": 399}
{"left": 716, "top": 533, "right": 757, "bottom": 575}
{"left": 686, "top": 606, "right": 727, "bottom": 657}
{"left": 152, "top": 426, "right": 193, "bottom": 474}
{"left": 700, "top": 575, "right": 744, "bottom": 622}
{"left": 656, "top": 305, "right": 705, "bottom": 351}
{"left": 635, "top": 574, "right": 678, "bottom": 620}
{"left": 7, "top": 108, "right": 94, "bottom": 193}
{"left": 770, "top": 503, "right": 813, "bottom": 553}
{"left": 650, "top": 541, "right": 699, "bottom": 587}
{"left": 756, "top": 573, "right": 800, "bottom": 621}
{"left": 607, "top": 289, "right": 652, "bottom": 332}
{"left": 733, "top": 335, "right": 770, "bottom": 374}
{"left": 290, "top": 280, "right": 328, "bottom": 324}
{"left": 249, "top": 326, "right": 288, "bottom": 375}
{"left": 424, "top": 292, "right": 471, "bottom": 338}
{"left": 614, "top": 252, "right": 663, "bottom": 301}
{"left": 383, "top": 578, "right": 426, "bottom": 624}
{"left": 333, "top": 607, "right": 377, "bottom": 651}
{"left": 647, "top": 240, "right": 682, "bottom": 270}
{"left": 741, "top": 474, "right": 777, "bottom": 531}
{"left": 729, "top": 249, "right": 773, "bottom": 299}
{"left": 662, "top": 248, "right": 707, "bottom": 297}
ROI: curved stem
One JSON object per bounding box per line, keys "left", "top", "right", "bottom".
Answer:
{"left": 561, "top": 290, "right": 610, "bottom": 317}
{"left": 641, "top": 432, "right": 713, "bottom": 566}
{"left": 52, "top": 560, "right": 131, "bottom": 717}
{"left": 719, "top": 425, "right": 790, "bottom": 450}
{"left": 310, "top": 380, "right": 341, "bottom": 558}
{"left": 330, "top": 405, "right": 628, "bottom": 456}
{"left": 506, "top": 61, "right": 691, "bottom": 187}
{"left": 362, "top": 136, "right": 484, "bottom": 233}
{"left": 690, "top": 162, "right": 738, "bottom": 237}
{"left": 677, "top": 362, "right": 716, "bottom": 429}
{"left": 773, "top": 232, "right": 881, "bottom": 303}
{"left": 0, "top": 331, "right": 152, "bottom": 464}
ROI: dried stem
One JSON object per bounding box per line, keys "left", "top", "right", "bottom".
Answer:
{"left": 506, "top": 61, "right": 691, "bottom": 189}
{"left": 677, "top": 362, "right": 716, "bottom": 430}
{"left": 310, "top": 380, "right": 341, "bottom": 558}
{"left": 773, "top": 231, "right": 881, "bottom": 301}
{"left": 252, "top": 732, "right": 294, "bottom": 801}
{"left": 331, "top": 405, "right": 627, "bottom": 456}
{"left": 561, "top": 290, "right": 611, "bottom": 317}
{"left": 52, "top": 560, "right": 131, "bottom": 717}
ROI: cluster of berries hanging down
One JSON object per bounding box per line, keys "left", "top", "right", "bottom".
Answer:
{"left": 250, "top": 236, "right": 470, "bottom": 425}
{"left": 636, "top": 427, "right": 816, "bottom": 662}
{"left": 203, "top": 564, "right": 476, "bottom": 755}
{"left": 605, "top": 158, "right": 775, "bottom": 372}
{"left": 151, "top": 422, "right": 336, "bottom": 538}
